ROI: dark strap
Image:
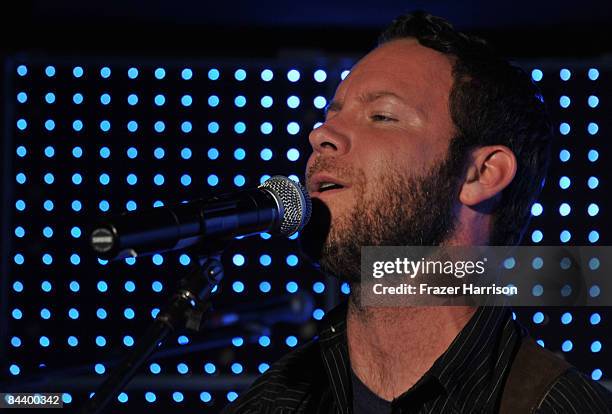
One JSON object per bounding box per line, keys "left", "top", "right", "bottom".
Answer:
{"left": 500, "top": 336, "right": 571, "bottom": 414}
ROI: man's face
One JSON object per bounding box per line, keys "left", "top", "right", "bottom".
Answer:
{"left": 304, "top": 38, "right": 465, "bottom": 281}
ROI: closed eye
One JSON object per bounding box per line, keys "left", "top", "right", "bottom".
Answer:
{"left": 370, "top": 114, "right": 397, "bottom": 122}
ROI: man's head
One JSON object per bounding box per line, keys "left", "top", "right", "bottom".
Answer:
{"left": 304, "top": 11, "right": 552, "bottom": 282}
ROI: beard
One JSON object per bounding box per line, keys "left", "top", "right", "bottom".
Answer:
{"left": 306, "top": 145, "right": 466, "bottom": 284}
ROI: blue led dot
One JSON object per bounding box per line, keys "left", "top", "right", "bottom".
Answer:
{"left": 588, "top": 95, "right": 599, "bottom": 108}
{"left": 67, "top": 336, "right": 79, "bottom": 347}
{"left": 126, "top": 173, "right": 138, "bottom": 185}
{"left": 259, "top": 254, "right": 272, "bottom": 266}
{"left": 200, "top": 392, "right": 212, "bottom": 403}
{"left": 73, "top": 66, "right": 84, "bottom": 78}
{"left": 314, "top": 69, "right": 327, "bottom": 82}
{"left": 208, "top": 95, "right": 219, "bottom": 107}
{"left": 99, "top": 173, "right": 110, "bottom": 186}
{"left": 146, "top": 281, "right": 162, "bottom": 294}
{"left": 259, "top": 336, "right": 271, "bottom": 347}
{"left": 45, "top": 92, "right": 56, "bottom": 104}
{"left": 287, "top": 69, "right": 300, "bottom": 82}
{"left": 152, "top": 254, "right": 164, "bottom": 265}
{"left": 227, "top": 392, "right": 238, "bottom": 402}
{"left": 73, "top": 93, "right": 84, "bottom": 104}
{"left": 154, "top": 121, "right": 165, "bottom": 133}
{"left": 591, "top": 341, "right": 602, "bottom": 353}
{"left": 533, "top": 312, "right": 545, "bottom": 324}
{"left": 286, "top": 281, "right": 298, "bottom": 293}
{"left": 559, "top": 150, "right": 570, "bottom": 164}
{"left": 177, "top": 336, "right": 189, "bottom": 345}
{"left": 588, "top": 203, "right": 599, "bottom": 216}
{"left": 261, "top": 69, "right": 273, "bottom": 81}
{"left": 154, "top": 67, "right": 165, "bottom": 79}
{"left": 234, "top": 69, "right": 246, "bottom": 81}
{"left": 260, "top": 148, "right": 273, "bottom": 161}
{"left": 207, "top": 148, "right": 220, "bottom": 160}
{"left": 127, "top": 67, "right": 138, "bottom": 79}
{"left": 559, "top": 96, "right": 570, "bottom": 108}
{"left": 154, "top": 94, "right": 165, "bottom": 106}
{"left": 561, "top": 340, "right": 573, "bottom": 352}
{"left": 592, "top": 369, "right": 603, "bottom": 381}
{"left": 94, "top": 363, "right": 106, "bottom": 375}
{"left": 234, "top": 95, "right": 247, "bottom": 107}
{"left": 72, "top": 173, "right": 83, "bottom": 185}
{"left": 15, "top": 200, "right": 26, "bottom": 212}
{"left": 42, "top": 227, "right": 53, "bottom": 238}
{"left": 42, "top": 254, "right": 53, "bottom": 265}
{"left": 287, "top": 95, "right": 300, "bottom": 108}
{"left": 150, "top": 363, "right": 161, "bottom": 374}
{"left": 45, "top": 65, "right": 56, "bottom": 77}
{"left": 71, "top": 200, "right": 83, "bottom": 211}
{"left": 204, "top": 362, "right": 216, "bottom": 374}
{"left": 145, "top": 392, "right": 156, "bottom": 403}
{"left": 588, "top": 149, "right": 599, "bottom": 162}
{"left": 260, "top": 175, "right": 271, "bottom": 184}
{"left": 73, "top": 120, "right": 83, "bottom": 131}
{"left": 73, "top": 146, "right": 83, "bottom": 158}
{"left": 17, "top": 92, "right": 27, "bottom": 103}
{"left": 14, "top": 226, "right": 25, "bottom": 238}
{"left": 234, "top": 175, "right": 246, "bottom": 187}
{"left": 286, "top": 254, "right": 299, "bottom": 266}
{"left": 561, "top": 312, "right": 572, "bottom": 324}
{"left": 153, "top": 174, "right": 165, "bottom": 186}
{"left": 118, "top": 393, "right": 128, "bottom": 403}
{"left": 10, "top": 364, "right": 21, "bottom": 375}
{"left": 313, "top": 309, "right": 325, "bottom": 320}
{"left": 587, "top": 122, "right": 599, "bottom": 135}
{"left": 560, "top": 230, "right": 571, "bottom": 243}
{"left": 531, "top": 69, "right": 543, "bottom": 81}
{"left": 559, "top": 123, "right": 570, "bottom": 135}
{"left": 559, "top": 203, "right": 571, "bottom": 216}
{"left": 179, "top": 254, "right": 191, "bottom": 265}
{"left": 17, "top": 65, "right": 28, "bottom": 76}
{"left": 590, "top": 313, "right": 601, "bottom": 325}
{"left": 181, "top": 68, "right": 193, "bottom": 80}
{"left": 16, "top": 173, "right": 27, "bottom": 184}
{"left": 260, "top": 96, "right": 273, "bottom": 108}
{"left": 287, "top": 148, "right": 300, "bottom": 161}
{"left": 232, "top": 281, "right": 245, "bottom": 293}
{"left": 232, "top": 337, "right": 244, "bottom": 347}
{"left": 97, "top": 281, "right": 108, "bottom": 292}
{"left": 12, "top": 309, "right": 23, "bottom": 319}
{"left": 286, "top": 336, "right": 298, "bottom": 347}
{"left": 127, "top": 94, "right": 138, "bottom": 105}
{"left": 40, "top": 309, "right": 51, "bottom": 320}
{"left": 96, "top": 308, "right": 107, "bottom": 319}
{"left": 100, "top": 67, "right": 111, "bottom": 78}
{"left": 208, "top": 68, "right": 220, "bottom": 80}
{"left": 208, "top": 122, "right": 219, "bottom": 134}
{"left": 13, "top": 280, "right": 24, "bottom": 292}
{"left": 39, "top": 336, "right": 50, "bottom": 347}
{"left": 16, "top": 118, "right": 28, "bottom": 130}
{"left": 588, "top": 68, "right": 599, "bottom": 80}
{"left": 313, "top": 96, "right": 327, "bottom": 109}
{"left": 234, "top": 122, "right": 246, "bottom": 134}
{"left": 287, "top": 122, "right": 300, "bottom": 135}
{"left": 559, "top": 68, "right": 571, "bottom": 80}
{"left": 531, "top": 284, "right": 543, "bottom": 296}
{"left": 531, "top": 203, "right": 543, "bottom": 216}
{"left": 68, "top": 308, "right": 79, "bottom": 319}
{"left": 11, "top": 337, "right": 22, "bottom": 347}
{"left": 207, "top": 174, "right": 219, "bottom": 186}
{"left": 127, "top": 120, "right": 138, "bottom": 132}
{"left": 260, "top": 122, "right": 273, "bottom": 135}
{"left": 124, "top": 308, "right": 135, "bottom": 319}
{"left": 589, "top": 230, "right": 599, "bottom": 243}
{"left": 123, "top": 336, "right": 134, "bottom": 346}
{"left": 44, "top": 119, "right": 55, "bottom": 131}
{"left": 16, "top": 146, "right": 27, "bottom": 157}
{"left": 259, "top": 281, "right": 271, "bottom": 293}
{"left": 258, "top": 363, "right": 270, "bottom": 374}
{"left": 181, "top": 121, "right": 192, "bottom": 133}
{"left": 341, "top": 282, "right": 351, "bottom": 295}
{"left": 231, "top": 363, "right": 243, "bottom": 374}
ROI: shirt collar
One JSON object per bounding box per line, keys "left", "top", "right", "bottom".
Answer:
{"left": 317, "top": 301, "right": 518, "bottom": 413}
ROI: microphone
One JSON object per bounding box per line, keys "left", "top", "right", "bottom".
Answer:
{"left": 89, "top": 175, "right": 312, "bottom": 260}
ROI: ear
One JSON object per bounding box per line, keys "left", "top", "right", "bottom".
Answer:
{"left": 459, "top": 145, "right": 517, "bottom": 208}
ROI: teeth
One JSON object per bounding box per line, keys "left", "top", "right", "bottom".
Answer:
{"left": 319, "top": 182, "right": 343, "bottom": 191}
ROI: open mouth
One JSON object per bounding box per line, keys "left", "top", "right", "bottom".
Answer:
{"left": 318, "top": 182, "right": 345, "bottom": 192}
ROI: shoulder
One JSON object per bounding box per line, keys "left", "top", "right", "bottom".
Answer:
{"left": 537, "top": 367, "right": 612, "bottom": 413}
{"left": 221, "top": 338, "right": 327, "bottom": 414}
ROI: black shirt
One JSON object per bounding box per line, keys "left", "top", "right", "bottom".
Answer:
{"left": 224, "top": 302, "right": 612, "bottom": 413}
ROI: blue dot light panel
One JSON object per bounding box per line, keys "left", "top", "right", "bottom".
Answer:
{"left": 2, "top": 57, "right": 611, "bottom": 411}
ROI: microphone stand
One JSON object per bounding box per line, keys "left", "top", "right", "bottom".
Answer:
{"left": 80, "top": 246, "right": 225, "bottom": 414}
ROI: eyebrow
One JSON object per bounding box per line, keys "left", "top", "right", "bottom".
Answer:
{"left": 324, "top": 90, "right": 408, "bottom": 116}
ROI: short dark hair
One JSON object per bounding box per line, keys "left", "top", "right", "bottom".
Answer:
{"left": 379, "top": 11, "right": 553, "bottom": 246}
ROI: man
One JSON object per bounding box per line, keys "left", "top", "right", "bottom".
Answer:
{"left": 224, "top": 11, "right": 612, "bottom": 413}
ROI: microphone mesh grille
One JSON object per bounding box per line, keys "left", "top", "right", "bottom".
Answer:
{"left": 260, "top": 176, "right": 312, "bottom": 236}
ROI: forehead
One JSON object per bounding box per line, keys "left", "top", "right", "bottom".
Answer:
{"left": 335, "top": 38, "right": 454, "bottom": 113}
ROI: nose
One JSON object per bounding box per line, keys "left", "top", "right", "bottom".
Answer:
{"left": 308, "top": 120, "right": 350, "bottom": 157}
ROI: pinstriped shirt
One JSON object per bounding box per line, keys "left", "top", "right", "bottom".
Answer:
{"left": 224, "top": 302, "right": 612, "bottom": 413}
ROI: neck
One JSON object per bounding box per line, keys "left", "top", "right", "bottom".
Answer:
{"left": 347, "top": 295, "right": 476, "bottom": 401}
